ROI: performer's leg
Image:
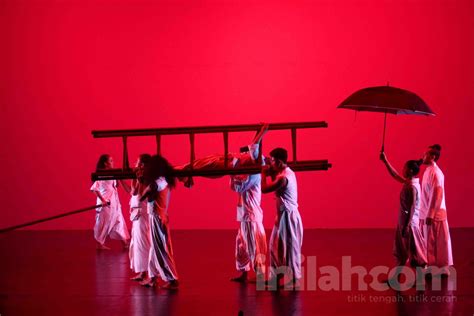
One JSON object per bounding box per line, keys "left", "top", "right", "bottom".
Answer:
{"left": 94, "top": 207, "right": 111, "bottom": 249}
{"left": 287, "top": 211, "right": 303, "bottom": 283}
{"left": 108, "top": 201, "right": 131, "bottom": 246}
{"left": 426, "top": 223, "right": 437, "bottom": 267}
{"left": 254, "top": 221, "right": 267, "bottom": 278}
{"left": 130, "top": 215, "right": 151, "bottom": 279}
{"left": 393, "top": 225, "right": 409, "bottom": 266}
{"left": 409, "top": 225, "right": 427, "bottom": 267}
{"left": 148, "top": 214, "right": 179, "bottom": 288}
{"left": 433, "top": 220, "right": 454, "bottom": 274}
{"left": 142, "top": 215, "right": 159, "bottom": 287}
{"left": 267, "top": 215, "right": 288, "bottom": 288}
{"left": 231, "top": 222, "right": 251, "bottom": 282}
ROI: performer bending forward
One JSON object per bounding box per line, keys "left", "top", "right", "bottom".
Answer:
{"left": 140, "top": 155, "right": 179, "bottom": 289}
{"left": 90, "top": 154, "right": 130, "bottom": 250}
{"left": 261, "top": 148, "right": 303, "bottom": 289}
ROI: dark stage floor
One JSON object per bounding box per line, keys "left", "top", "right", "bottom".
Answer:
{"left": 1, "top": 229, "right": 473, "bottom": 315}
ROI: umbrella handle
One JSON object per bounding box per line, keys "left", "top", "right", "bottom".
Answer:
{"left": 381, "top": 112, "right": 387, "bottom": 153}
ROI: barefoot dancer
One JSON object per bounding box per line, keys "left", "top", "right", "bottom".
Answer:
{"left": 90, "top": 154, "right": 130, "bottom": 250}
{"left": 128, "top": 154, "right": 152, "bottom": 281}
{"left": 261, "top": 148, "right": 303, "bottom": 289}
{"left": 380, "top": 153, "right": 427, "bottom": 268}
{"left": 421, "top": 144, "right": 453, "bottom": 275}
{"left": 140, "top": 155, "right": 179, "bottom": 289}
{"left": 230, "top": 146, "right": 267, "bottom": 283}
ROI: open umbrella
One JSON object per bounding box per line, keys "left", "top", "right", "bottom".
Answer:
{"left": 337, "top": 85, "right": 435, "bottom": 152}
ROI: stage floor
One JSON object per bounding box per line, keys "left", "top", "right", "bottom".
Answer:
{"left": 1, "top": 229, "right": 473, "bottom": 315}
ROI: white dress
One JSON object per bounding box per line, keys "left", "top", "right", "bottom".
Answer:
{"left": 90, "top": 180, "right": 130, "bottom": 245}
{"left": 147, "top": 177, "right": 179, "bottom": 282}
{"left": 268, "top": 167, "right": 303, "bottom": 280}
{"left": 129, "top": 195, "right": 151, "bottom": 273}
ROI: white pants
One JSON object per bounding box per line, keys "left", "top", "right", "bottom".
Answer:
{"left": 393, "top": 224, "right": 427, "bottom": 267}
{"left": 129, "top": 211, "right": 151, "bottom": 273}
{"left": 426, "top": 220, "right": 454, "bottom": 270}
{"left": 148, "top": 213, "right": 179, "bottom": 282}
{"left": 269, "top": 210, "right": 303, "bottom": 280}
{"left": 235, "top": 221, "right": 267, "bottom": 273}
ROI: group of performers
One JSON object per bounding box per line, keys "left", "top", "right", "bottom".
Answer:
{"left": 90, "top": 124, "right": 453, "bottom": 291}
{"left": 380, "top": 144, "right": 453, "bottom": 276}
{"left": 90, "top": 124, "right": 304, "bottom": 289}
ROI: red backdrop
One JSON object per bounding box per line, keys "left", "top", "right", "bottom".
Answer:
{"left": 1, "top": 0, "right": 473, "bottom": 230}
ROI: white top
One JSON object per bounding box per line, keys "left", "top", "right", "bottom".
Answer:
{"left": 420, "top": 162, "right": 447, "bottom": 220}
{"left": 275, "top": 167, "right": 299, "bottom": 213}
{"left": 130, "top": 195, "right": 145, "bottom": 209}
{"left": 90, "top": 180, "right": 119, "bottom": 210}
{"left": 230, "top": 174, "right": 263, "bottom": 222}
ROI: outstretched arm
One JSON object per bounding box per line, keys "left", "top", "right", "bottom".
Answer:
{"left": 380, "top": 152, "right": 406, "bottom": 184}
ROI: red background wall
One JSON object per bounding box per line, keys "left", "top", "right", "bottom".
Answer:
{"left": 1, "top": 0, "right": 473, "bottom": 230}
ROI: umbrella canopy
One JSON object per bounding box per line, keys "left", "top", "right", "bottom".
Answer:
{"left": 338, "top": 86, "right": 435, "bottom": 116}
{"left": 337, "top": 86, "right": 435, "bottom": 152}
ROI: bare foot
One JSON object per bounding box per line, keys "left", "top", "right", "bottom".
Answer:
{"left": 265, "top": 275, "right": 283, "bottom": 290}
{"left": 161, "top": 280, "right": 179, "bottom": 290}
{"left": 140, "top": 278, "right": 156, "bottom": 287}
{"left": 96, "top": 243, "right": 111, "bottom": 250}
{"left": 131, "top": 272, "right": 146, "bottom": 281}
{"left": 282, "top": 279, "right": 301, "bottom": 290}
{"left": 230, "top": 272, "right": 248, "bottom": 283}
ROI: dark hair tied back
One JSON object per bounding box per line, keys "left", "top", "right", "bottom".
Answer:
{"left": 429, "top": 144, "right": 442, "bottom": 161}
{"left": 406, "top": 159, "right": 421, "bottom": 176}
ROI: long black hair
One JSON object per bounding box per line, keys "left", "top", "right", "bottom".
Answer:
{"left": 136, "top": 153, "right": 152, "bottom": 184}
{"left": 405, "top": 159, "right": 423, "bottom": 176}
{"left": 144, "top": 154, "right": 176, "bottom": 189}
{"left": 96, "top": 154, "right": 111, "bottom": 172}
{"left": 138, "top": 153, "right": 152, "bottom": 165}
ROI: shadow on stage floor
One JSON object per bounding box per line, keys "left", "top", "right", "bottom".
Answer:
{"left": 1, "top": 229, "right": 473, "bottom": 315}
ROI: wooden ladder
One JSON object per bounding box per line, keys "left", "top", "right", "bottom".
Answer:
{"left": 91, "top": 121, "right": 332, "bottom": 181}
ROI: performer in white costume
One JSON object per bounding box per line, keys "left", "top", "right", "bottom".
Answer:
{"left": 421, "top": 144, "right": 453, "bottom": 275}
{"left": 90, "top": 154, "right": 130, "bottom": 250}
{"left": 127, "top": 154, "right": 152, "bottom": 281}
{"left": 230, "top": 144, "right": 267, "bottom": 282}
{"left": 380, "top": 153, "right": 427, "bottom": 267}
{"left": 261, "top": 148, "right": 303, "bottom": 289}
{"left": 140, "top": 155, "right": 179, "bottom": 289}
